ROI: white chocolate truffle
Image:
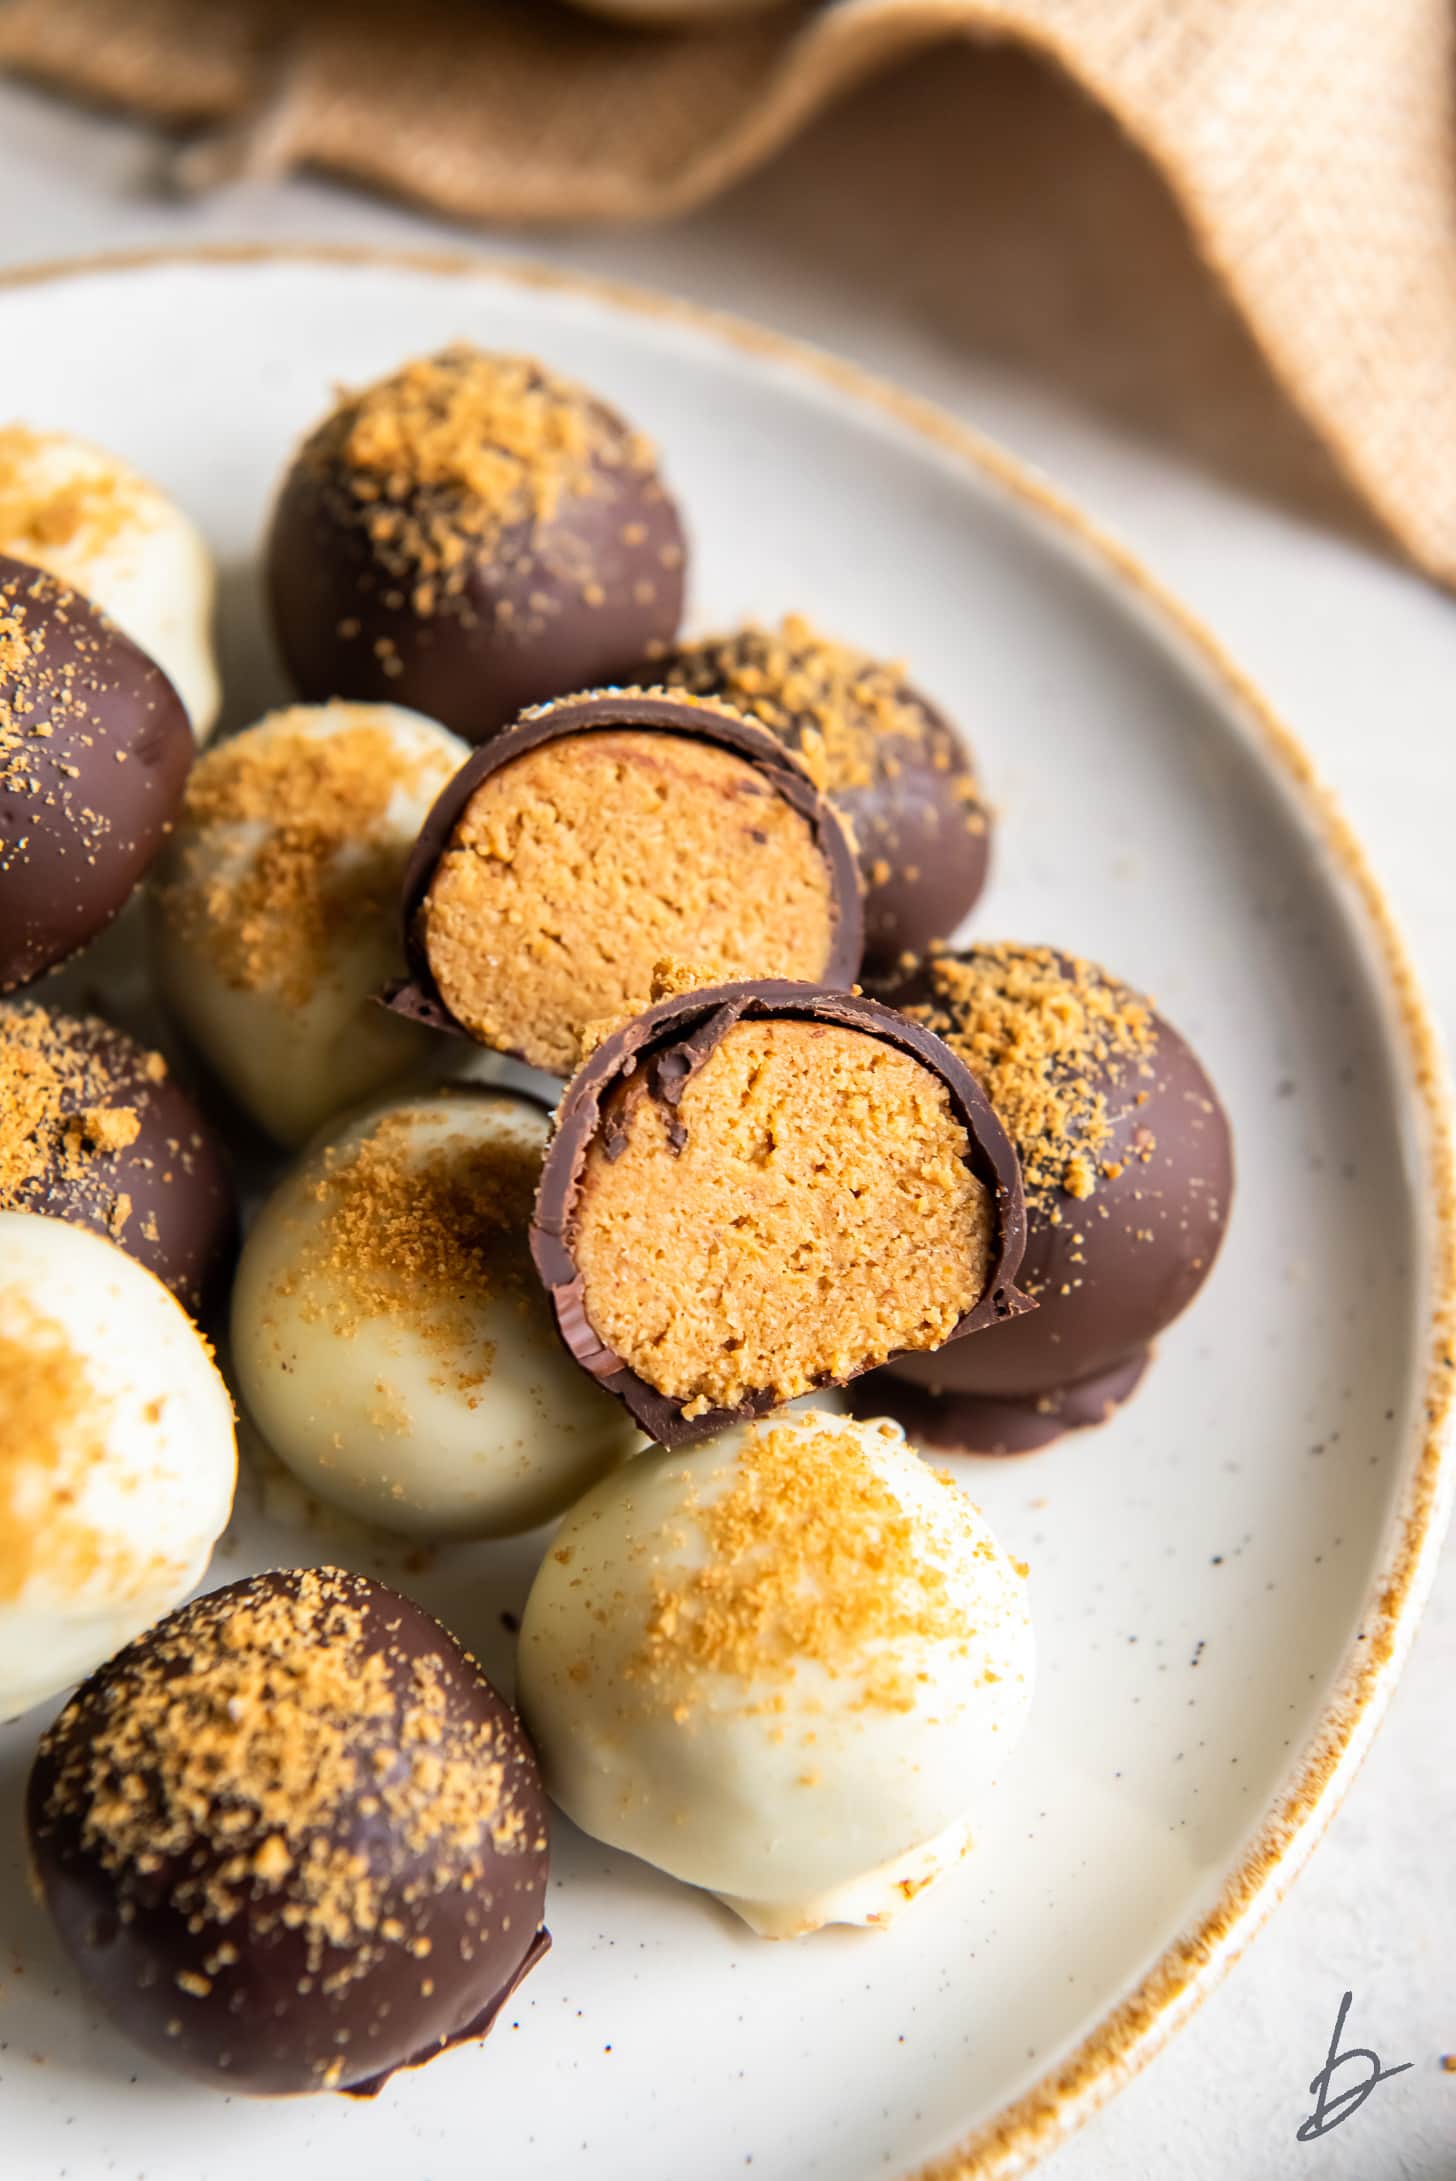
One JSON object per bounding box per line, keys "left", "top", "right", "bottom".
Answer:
{"left": 148, "top": 702, "right": 469, "bottom": 1146}
{"left": 0, "top": 425, "right": 220, "bottom": 739}
{"left": 518, "top": 1410, "right": 1035, "bottom": 1937}
{"left": 0, "top": 1213, "right": 237, "bottom": 1720}
{"left": 230, "top": 1091, "right": 640, "bottom": 1540}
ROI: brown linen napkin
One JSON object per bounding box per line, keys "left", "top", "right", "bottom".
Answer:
{"left": 2, "top": 0, "right": 1452, "bottom": 583}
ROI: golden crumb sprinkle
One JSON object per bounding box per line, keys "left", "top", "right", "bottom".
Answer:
{"left": 0, "top": 1294, "right": 120, "bottom": 1603}
{"left": 158, "top": 715, "right": 452, "bottom": 1007}
{"left": 0, "top": 426, "right": 146, "bottom": 562}
{"left": 664, "top": 613, "right": 979, "bottom": 822}
{"left": 36, "top": 1570, "right": 519, "bottom": 1969}
{"left": 629, "top": 1420, "right": 976, "bottom": 1713}
{"left": 280, "top": 1108, "right": 540, "bottom": 1385}
{"left": 303, "top": 347, "right": 656, "bottom": 609}
{"left": 0, "top": 1004, "right": 156, "bottom": 1215}
{"left": 903, "top": 945, "right": 1159, "bottom": 1208}
{"left": 0, "top": 566, "right": 126, "bottom": 852}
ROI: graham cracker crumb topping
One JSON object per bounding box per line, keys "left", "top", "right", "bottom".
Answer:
{"left": 630, "top": 1417, "right": 984, "bottom": 1712}
{"left": 0, "top": 1004, "right": 171, "bottom": 1225}
{"left": 664, "top": 613, "right": 981, "bottom": 824}
{"left": 0, "top": 427, "right": 146, "bottom": 563}
{"left": 275, "top": 1106, "right": 540, "bottom": 1388}
{"left": 302, "top": 346, "right": 657, "bottom": 611}
{"left": 157, "top": 712, "right": 454, "bottom": 1008}
{"left": 902, "top": 945, "right": 1158, "bottom": 1206}
{"left": 0, "top": 565, "right": 126, "bottom": 863}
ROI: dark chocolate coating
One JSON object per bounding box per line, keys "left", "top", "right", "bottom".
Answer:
{"left": 659, "top": 624, "right": 990, "bottom": 969}
{"left": 385, "top": 688, "right": 865, "bottom": 1059}
{"left": 265, "top": 358, "right": 687, "bottom": 743}
{"left": 853, "top": 1348, "right": 1150, "bottom": 1456}
{"left": 0, "top": 1003, "right": 236, "bottom": 1318}
{"left": 0, "top": 556, "right": 192, "bottom": 992}
{"left": 27, "top": 1569, "right": 551, "bottom": 2099}
{"left": 530, "top": 979, "right": 1030, "bottom": 1447}
{"left": 872, "top": 951, "right": 1233, "bottom": 1446}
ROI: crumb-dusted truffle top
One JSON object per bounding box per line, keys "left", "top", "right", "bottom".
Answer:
{"left": 0, "top": 1294, "right": 113, "bottom": 1603}
{"left": 663, "top": 613, "right": 981, "bottom": 813}
{"left": 0, "top": 425, "right": 147, "bottom": 563}
{"left": 298, "top": 345, "right": 660, "bottom": 608}
{"left": 629, "top": 1415, "right": 992, "bottom": 1711}
{"left": 900, "top": 945, "right": 1159, "bottom": 1206}
{"left": 0, "top": 1002, "right": 157, "bottom": 1204}
{"left": 157, "top": 709, "right": 456, "bottom": 1008}
{"left": 33, "top": 1568, "right": 538, "bottom": 1969}
{"left": 276, "top": 1103, "right": 541, "bottom": 1379}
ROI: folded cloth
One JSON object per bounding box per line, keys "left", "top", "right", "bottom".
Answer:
{"left": 2, "top": 0, "right": 1451, "bottom": 583}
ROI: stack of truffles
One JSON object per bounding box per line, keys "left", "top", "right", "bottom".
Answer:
{"left": 0, "top": 346, "right": 1233, "bottom": 2099}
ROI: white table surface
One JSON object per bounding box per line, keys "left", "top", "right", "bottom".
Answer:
{"left": 0, "top": 65, "right": 1451, "bottom": 2181}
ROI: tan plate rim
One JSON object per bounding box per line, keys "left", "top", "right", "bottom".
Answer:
{"left": 2, "top": 241, "right": 1451, "bottom": 2180}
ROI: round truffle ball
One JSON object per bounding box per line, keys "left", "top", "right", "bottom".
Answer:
{"left": 0, "top": 425, "right": 219, "bottom": 738}
{"left": 872, "top": 945, "right": 1234, "bottom": 1449}
{"left": 660, "top": 615, "right": 990, "bottom": 967}
{"left": 0, "top": 1213, "right": 236, "bottom": 1720}
{"left": 393, "top": 688, "right": 864, "bottom": 1076}
{"left": 147, "top": 701, "right": 469, "bottom": 1146}
{"left": 266, "top": 346, "right": 688, "bottom": 742}
{"left": 0, "top": 1002, "right": 236, "bottom": 1315}
{"left": 231, "top": 1091, "right": 640, "bottom": 1540}
{"left": 518, "top": 1408, "right": 1035, "bottom": 1937}
{"left": 0, "top": 556, "right": 193, "bottom": 994}
{"left": 26, "top": 1567, "right": 551, "bottom": 2095}
{"left": 531, "top": 981, "right": 1028, "bottom": 1445}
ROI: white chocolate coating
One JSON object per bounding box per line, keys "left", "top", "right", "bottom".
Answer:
{"left": 518, "top": 1410, "right": 1035, "bottom": 1935}
{"left": 0, "top": 426, "right": 220, "bottom": 738}
{"left": 147, "top": 702, "right": 469, "bottom": 1147}
{"left": 0, "top": 1214, "right": 237, "bottom": 1720}
{"left": 230, "top": 1092, "right": 640, "bottom": 1540}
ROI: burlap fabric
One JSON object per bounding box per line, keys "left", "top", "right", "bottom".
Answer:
{"left": 2, "top": 0, "right": 1451, "bottom": 581}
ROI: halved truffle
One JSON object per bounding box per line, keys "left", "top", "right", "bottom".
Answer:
{"left": 265, "top": 346, "right": 687, "bottom": 742}
{"left": 659, "top": 614, "right": 990, "bottom": 967}
{"left": 390, "top": 688, "right": 864, "bottom": 1076}
{"left": 27, "top": 1568, "right": 551, "bottom": 2097}
{"left": 866, "top": 945, "right": 1234, "bottom": 1450}
{"left": 530, "top": 980, "right": 1029, "bottom": 1445}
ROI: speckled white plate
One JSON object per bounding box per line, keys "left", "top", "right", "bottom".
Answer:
{"left": 0, "top": 249, "right": 1451, "bottom": 2181}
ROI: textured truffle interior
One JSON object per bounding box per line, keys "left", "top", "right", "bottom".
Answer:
{"left": 419, "top": 731, "right": 838, "bottom": 1074}
{"left": 572, "top": 1020, "right": 990, "bottom": 1415}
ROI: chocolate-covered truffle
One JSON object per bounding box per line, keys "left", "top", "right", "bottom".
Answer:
{"left": 28, "top": 1568, "right": 550, "bottom": 2097}
{"left": 0, "top": 555, "right": 192, "bottom": 992}
{"left": 660, "top": 615, "right": 989, "bottom": 967}
{"left": 390, "top": 688, "right": 864, "bottom": 1076}
{"left": 531, "top": 980, "right": 1029, "bottom": 1446}
{"left": 0, "top": 1002, "right": 236, "bottom": 1315}
{"left": 266, "top": 347, "right": 687, "bottom": 742}
{"left": 868, "top": 945, "right": 1233, "bottom": 1450}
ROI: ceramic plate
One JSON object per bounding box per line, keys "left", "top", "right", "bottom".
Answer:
{"left": 0, "top": 249, "right": 1451, "bottom": 2181}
